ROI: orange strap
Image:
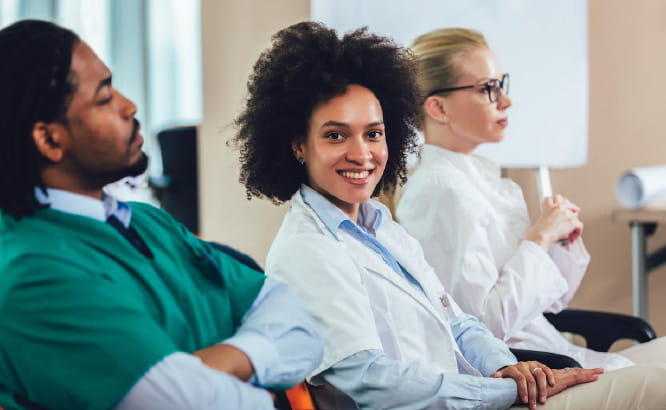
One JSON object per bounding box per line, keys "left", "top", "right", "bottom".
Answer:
{"left": 285, "top": 382, "right": 316, "bottom": 410}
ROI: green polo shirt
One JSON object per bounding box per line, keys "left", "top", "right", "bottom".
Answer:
{"left": 0, "top": 202, "right": 265, "bottom": 410}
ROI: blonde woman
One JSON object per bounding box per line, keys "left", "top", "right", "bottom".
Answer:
{"left": 397, "top": 27, "right": 665, "bottom": 372}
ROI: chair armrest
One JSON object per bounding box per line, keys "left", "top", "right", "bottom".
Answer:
{"left": 544, "top": 309, "right": 656, "bottom": 352}
{"left": 510, "top": 348, "right": 581, "bottom": 369}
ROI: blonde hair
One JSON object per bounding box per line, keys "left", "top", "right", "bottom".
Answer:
{"left": 410, "top": 27, "right": 488, "bottom": 126}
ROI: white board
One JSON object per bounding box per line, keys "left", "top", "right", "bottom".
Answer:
{"left": 311, "top": 0, "right": 588, "bottom": 168}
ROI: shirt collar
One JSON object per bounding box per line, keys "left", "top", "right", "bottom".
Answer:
{"left": 299, "top": 184, "right": 384, "bottom": 241}
{"left": 34, "top": 187, "right": 131, "bottom": 227}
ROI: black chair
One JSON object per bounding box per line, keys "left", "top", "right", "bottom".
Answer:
{"left": 511, "top": 309, "right": 656, "bottom": 369}
{"left": 209, "top": 242, "right": 264, "bottom": 273}
{"left": 545, "top": 309, "right": 656, "bottom": 352}
{"left": 150, "top": 126, "right": 199, "bottom": 234}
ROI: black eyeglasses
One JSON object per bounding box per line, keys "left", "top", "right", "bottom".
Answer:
{"left": 426, "top": 73, "right": 510, "bottom": 103}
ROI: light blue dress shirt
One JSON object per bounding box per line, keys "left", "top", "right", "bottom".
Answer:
{"left": 36, "top": 188, "right": 323, "bottom": 409}
{"left": 301, "top": 185, "right": 518, "bottom": 410}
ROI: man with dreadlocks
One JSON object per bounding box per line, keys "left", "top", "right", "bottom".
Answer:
{"left": 0, "top": 20, "right": 322, "bottom": 409}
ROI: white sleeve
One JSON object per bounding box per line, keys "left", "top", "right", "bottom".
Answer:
{"left": 399, "top": 179, "right": 568, "bottom": 341}
{"left": 114, "top": 352, "right": 274, "bottom": 410}
{"left": 265, "top": 233, "right": 384, "bottom": 378}
{"left": 545, "top": 238, "right": 590, "bottom": 312}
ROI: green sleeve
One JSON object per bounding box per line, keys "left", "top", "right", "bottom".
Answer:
{"left": 0, "top": 256, "right": 179, "bottom": 410}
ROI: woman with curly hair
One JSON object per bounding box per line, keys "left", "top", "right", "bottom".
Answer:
{"left": 233, "top": 21, "right": 666, "bottom": 410}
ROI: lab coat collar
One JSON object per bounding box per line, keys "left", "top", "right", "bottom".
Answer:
{"left": 299, "top": 184, "right": 385, "bottom": 241}
{"left": 292, "top": 190, "right": 453, "bottom": 330}
{"left": 421, "top": 144, "right": 501, "bottom": 185}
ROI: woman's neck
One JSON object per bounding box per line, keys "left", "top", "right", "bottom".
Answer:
{"left": 423, "top": 124, "right": 476, "bottom": 155}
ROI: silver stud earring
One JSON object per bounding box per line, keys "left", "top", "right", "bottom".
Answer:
{"left": 297, "top": 157, "right": 305, "bottom": 165}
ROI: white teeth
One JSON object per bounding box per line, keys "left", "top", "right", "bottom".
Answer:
{"left": 340, "top": 170, "right": 370, "bottom": 179}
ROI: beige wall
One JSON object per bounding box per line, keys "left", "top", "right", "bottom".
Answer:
{"left": 200, "top": 0, "right": 666, "bottom": 335}
{"left": 509, "top": 0, "right": 666, "bottom": 337}
{"left": 199, "top": 0, "right": 309, "bottom": 266}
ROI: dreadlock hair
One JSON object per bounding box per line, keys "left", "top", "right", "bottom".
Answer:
{"left": 0, "top": 20, "right": 79, "bottom": 219}
{"left": 233, "top": 21, "right": 420, "bottom": 203}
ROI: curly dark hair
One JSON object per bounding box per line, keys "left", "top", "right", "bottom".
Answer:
{"left": 233, "top": 21, "right": 420, "bottom": 203}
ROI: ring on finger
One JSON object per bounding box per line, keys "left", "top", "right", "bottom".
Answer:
{"left": 564, "top": 367, "right": 572, "bottom": 371}
{"left": 532, "top": 367, "right": 543, "bottom": 374}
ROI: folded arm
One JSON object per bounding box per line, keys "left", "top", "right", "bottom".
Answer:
{"left": 115, "top": 352, "right": 273, "bottom": 410}
{"left": 215, "top": 276, "right": 323, "bottom": 389}
{"left": 118, "top": 277, "right": 322, "bottom": 408}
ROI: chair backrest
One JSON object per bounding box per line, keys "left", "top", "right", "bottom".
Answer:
{"left": 154, "top": 125, "right": 199, "bottom": 233}
{"left": 208, "top": 242, "right": 264, "bottom": 272}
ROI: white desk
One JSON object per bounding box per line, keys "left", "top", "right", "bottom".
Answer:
{"left": 612, "top": 208, "right": 666, "bottom": 319}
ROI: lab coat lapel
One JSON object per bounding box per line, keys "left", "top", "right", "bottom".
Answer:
{"left": 352, "top": 234, "right": 448, "bottom": 327}
{"left": 294, "top": 193, "right": 447, "bottom": 327}
{"left": 388, "top": 235, "right": 450, "bottom": 320}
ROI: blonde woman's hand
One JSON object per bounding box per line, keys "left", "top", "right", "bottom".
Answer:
{"left": 526, "top": 194, "right": 583, "bottom": 250}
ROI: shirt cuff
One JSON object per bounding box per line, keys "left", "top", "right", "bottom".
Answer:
{"left": 479, "top": 377, "right": 518, "bottom": 409}
{"left": 481, "top": 355, "right": 517, "bottom": 378}
{"left": 223, "top": 330, "right": 279, "bottom": 387}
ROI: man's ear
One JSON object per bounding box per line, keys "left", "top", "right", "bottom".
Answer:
{"left": 423, "top": 96, "right": 449, "bottom": 124}
{"left": 32, "top": 122, "right": 67, "bottom": 162}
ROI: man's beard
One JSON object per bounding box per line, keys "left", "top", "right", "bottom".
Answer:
{"left": 125, "top": 152, "right": 149, "bottom": 177}
{"left": 103, "top": 152, "right": 150, "bottom": 186}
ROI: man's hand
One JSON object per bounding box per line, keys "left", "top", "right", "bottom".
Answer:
{"left": 192, "top": 343, "right": 255, "bottom": 381}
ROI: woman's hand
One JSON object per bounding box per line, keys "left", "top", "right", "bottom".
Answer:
{"left": 490, "top": 361, "right": 554, "bottom": 409}
{"left": 492, "top": 364, "right": 603, "bottom": 409}
{"left": 526, "top": 194, "right": 583, "bottom": 250}
{"left": 545, "top": 367, "right": 604, "bottom": 397}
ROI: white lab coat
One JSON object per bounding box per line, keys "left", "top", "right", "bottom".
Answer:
{"left": 397, "top": 144, "right": 633, "bottom": 370}
{"left": 265, "top": 190, "right": 482, "bottom": 380}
